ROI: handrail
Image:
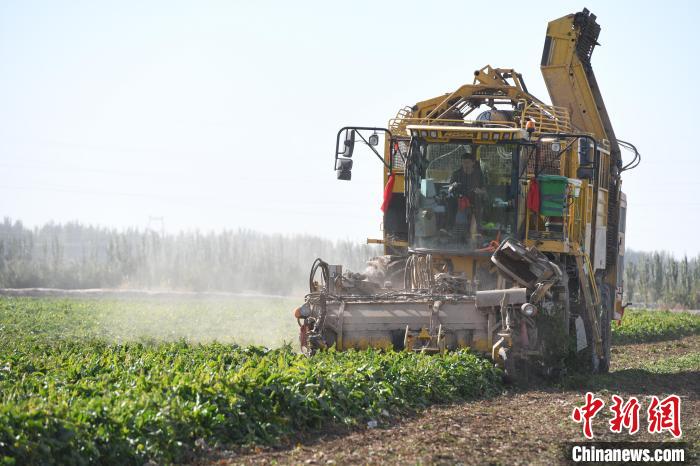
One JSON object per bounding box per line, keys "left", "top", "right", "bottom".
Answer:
{"left": 388, "top": 117, "right": 519, "bottom": 137}
{"left": 389, "top": 102, "right": 571, "bottom": 138}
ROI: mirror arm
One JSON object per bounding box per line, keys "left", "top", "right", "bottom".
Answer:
{"left": 334, "top": 126, "right": 393, "bottom": 171}
{"left": 355, "top": 130, "right": 391, "bottom": 170}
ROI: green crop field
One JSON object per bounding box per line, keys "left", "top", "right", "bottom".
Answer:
{"left": 2, "top": 298, "right": 698, "bottom": 465}
{"left": 0, "top": 296, "right": 302, "bottom": 348}
{"left": 0, "top": 297, "right": 503, "bottom": 465}
{"left": 612, "top": 309, "right": 700, "bottom": 344}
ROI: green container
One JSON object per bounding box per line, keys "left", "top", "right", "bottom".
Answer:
{"left": 537, "top": 175, "right": 568, "bottom": 216}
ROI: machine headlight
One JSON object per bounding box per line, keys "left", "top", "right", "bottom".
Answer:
{"left": 521, "top": 303, "right": 538, "bottom": 317}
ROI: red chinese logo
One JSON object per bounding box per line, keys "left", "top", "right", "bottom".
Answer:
{"left": 572, "top": 393, "right": 682, "bottom": 439}
{"left": 647, "top": 395, "right": 682, "bottom": 438}
{"left": 572, "top": 392, "right": 605, "bottom": 439}
{"left": 609, "top": 395, "right": 640, "bottom": 434}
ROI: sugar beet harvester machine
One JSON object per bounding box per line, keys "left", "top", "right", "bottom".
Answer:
{"left": 294, "top": 9, "right": 639, "bottom": 379}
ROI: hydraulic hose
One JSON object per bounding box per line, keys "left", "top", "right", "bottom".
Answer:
{"left": 309, "top": 258, "right": 330, "bottom": 293}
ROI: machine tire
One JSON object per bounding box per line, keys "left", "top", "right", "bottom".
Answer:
{"left": 598, "top": 284, "right": 613, "bottom": 373}
{"left": 567, "top": 272, "right": 611, "bottom": 375}
{"left": 499, "top": 347, "right": 517, "bottom": 384}
{"left": 569, "top": 302, "right": 599, "bottom": 375}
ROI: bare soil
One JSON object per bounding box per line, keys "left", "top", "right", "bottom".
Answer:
{"left": 203, "top": 336, "right": 699, "bottom": 465}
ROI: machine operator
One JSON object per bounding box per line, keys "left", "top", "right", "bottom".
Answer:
{"left": 447, "top": 152, "right": 485, "bottom": 237}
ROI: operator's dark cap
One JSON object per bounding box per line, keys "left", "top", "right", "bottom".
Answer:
{"left": 461, "top": 152, "right": 475, "bottom": 160}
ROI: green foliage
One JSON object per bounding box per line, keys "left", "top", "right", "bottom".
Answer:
{"left": 0, "top": 298, "right": 503, "bottom": 464}
{"left": 612, "top": 309, "right": 700, "bottom": 344}
{"left": 0, "top": 296, "right": 300, "bottom": 348}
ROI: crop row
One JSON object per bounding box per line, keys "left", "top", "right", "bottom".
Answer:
{"left": 4, "top": 299, "right": 696, "bottom": 465}
{"left": 0, "top": 304, "right": 502, "bottom": 465}
{"left": 611, "top": 309, "right": 700, "bottom": 344}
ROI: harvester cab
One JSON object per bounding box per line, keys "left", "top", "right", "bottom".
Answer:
{"left": 294, "top": 9, "right": 639, "bottom": 381}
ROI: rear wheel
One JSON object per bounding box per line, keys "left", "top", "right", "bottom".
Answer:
{"left": 579, "top": 309, "right": 601, "bottom": 374}
{"left": 499, "top": 347, "right": 516, "bottom": 383}
{"left": 598, "top": 284, "right": 613, "bottom": 373}
{"left": 567, "top": 263, "right": 609, "bottom": 375}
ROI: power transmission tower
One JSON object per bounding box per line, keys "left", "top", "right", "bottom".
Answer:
{"left": 147, "top": 216, "right": 165, "bottom": 237}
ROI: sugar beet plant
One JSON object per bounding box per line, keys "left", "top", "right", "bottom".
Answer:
{"left": 0, "top": 298, "right": 503, "bottom": 465}
{"left": 612, "top": 309, "right": 700, "bottom": 344}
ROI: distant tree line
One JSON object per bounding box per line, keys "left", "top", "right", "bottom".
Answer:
{"left": 624, "top": 250, "right": 700, "bottom": 309}
{"left": 2, "top": 219, "right": 699, "bottom": 307}
{"left": 0, "top": 218, "right": 379, "bottom": 295}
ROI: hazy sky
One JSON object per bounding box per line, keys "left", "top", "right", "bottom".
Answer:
{"left": 1, "top": 0, "right": 699, "bottom": 255}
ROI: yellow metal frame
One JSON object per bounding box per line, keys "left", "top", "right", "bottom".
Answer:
{"left": 388, "top": 65, "right": 572, "bottom": 139}
{"left": 541, "top": 15, "right": 607, "bottom": 139}
{"left": 379, "top": 21, "right": 619, "bottom": 315}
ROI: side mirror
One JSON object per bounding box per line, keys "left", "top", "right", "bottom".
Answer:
{"left": 368, "top": 133, "right": 379, "bottom": 146}
{"left": 342, "top": 130, "right": 355, "bottom": 157}
{"left": 336, "top": 158, "right": 353, "bottom": 180}
{"left": 551, "top": 141, "right": 561, "bottom": 153}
